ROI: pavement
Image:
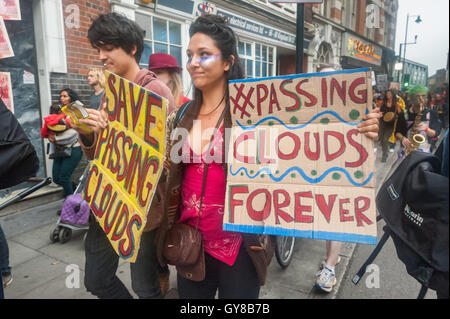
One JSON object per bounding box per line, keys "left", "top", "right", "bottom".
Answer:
{"left": 0, "top": 144, "right": 400, "bottom": 300}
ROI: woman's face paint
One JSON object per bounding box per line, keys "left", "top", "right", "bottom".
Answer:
{"left": 187, "top": 54, "right": 221, "bottom": 67}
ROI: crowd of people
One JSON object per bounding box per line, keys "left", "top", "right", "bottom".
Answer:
{"left": 374, "top": 85, "right": 448, "bottom": 162}
{"left": 1, "top": 11, "right": 447, "bottom": 300}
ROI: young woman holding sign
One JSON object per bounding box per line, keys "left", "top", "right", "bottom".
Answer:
{"left": 158, "top": 15, "right": 381, "bottom": 299}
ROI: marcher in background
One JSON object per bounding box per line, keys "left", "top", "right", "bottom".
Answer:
{"left": 148, "top": 53, "right": 190, "bottom": 107}
{"left": 42, "top": 92, "right": 82, "bottom": 197}
{"left": 70, "top": 12, "right": 175, "bottom": 299}
{"left": 379, "top": 89, "right": 402, "bottom": 162}
{"left": 87, "top": 67, "right": 105, "bottom": 109}
{"left": 59, "top": 88, "right": 80, "bottom": 107}
{"left": 395, "top": 85, "right": 441, "bottom": 156}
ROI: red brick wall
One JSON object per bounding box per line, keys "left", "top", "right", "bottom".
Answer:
{"left": 62, "top": 0, "right": 111, "bottom": 75}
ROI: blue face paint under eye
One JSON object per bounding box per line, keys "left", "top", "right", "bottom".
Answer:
{"left": 187, "top": 54, "right": 221, "bottom": 67}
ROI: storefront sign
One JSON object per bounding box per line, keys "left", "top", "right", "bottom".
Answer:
{"left": 196, "top": 1, "right": 297, "bottom": 47}
{"left": 83, "top": 71, "right": 167, "bottom": 262}
{"left": 342, "top": 33, "right": 382, "bottom": 66}
{"left": 224, "top": 68, "right": 377, "bottom": 245}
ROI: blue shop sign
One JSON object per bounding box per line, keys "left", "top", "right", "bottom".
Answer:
{"left": 158, "top": 0, "right": 195, "bottom": 14}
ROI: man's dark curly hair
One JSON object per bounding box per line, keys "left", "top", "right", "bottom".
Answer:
{"left": 87, "top": 12, "right": 145, "bottom": 63}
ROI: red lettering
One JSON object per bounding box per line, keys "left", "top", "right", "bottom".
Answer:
{"left": 296, "top": 79, "right": 317, "bottom": 107}
{"left": 315, "top": 194, "right": 337, "bottom": 223}
{"left": 355, "top": 197, "right": 372, "bottom": 227}
{"left": 104, "top": 200, "right": 123, "bottom": 234}
{"left": 144, "top": 94, "right": 162, "bottom": 152}
{"left": 129, "top": 84, "right": 145, "bottom": 131}
{"left": 321, "top": 78, "right": 328, "bottom": 107}
{"left": 94, "top": 126, "right": 109, "bottom": 160}
{"left": 117, "top": 134, "right": 132, "bottom": 182}
{"left": 269, "top": 83, "right": 281, "bottom": 114}
{"left": 280, "top": 79, "right": 301, "bottom": 112}
{"left": 349, "top": 77, "right": 367, "bottom": 104}
{"left": 98, "top": 183, "right": 113, "bottom": 219}
{"left": 330, "top": 78, "right": 347, "bottom": 105}
{"left": 346, "top": 129, "right": 368, "bottom": 167}
{"left": 304, "top": 132, "right": 320, "bottom": 160}
{"left": 117, "top": 78, "right": 128, "bottom": 128}
{"left": 276, "top": 132, "right": 301, "bottom": 160}
{"left": 229, "top": 185, "right": 249, "bottom": 223}
{"left": 101, "top": 127, "right": 116, "bottom": 167}
{"left": 339, "top": 198, "right": 353, "bottom": 222}
{"left": 256, "top": 84, "right": 268, "bottom": 116}
{"left": 258, "top": 130, "right": 275, "bottom": 164}
{"left": 274, "top": 190, "right": 293, "bottom": 224}
{"left": 111, "top": 203, "right": 129, "bottom": 241}
{"left": 84, "top": 164, "right": 98, "bottom": 203}
{"left": 247, "top": 189, "right": 271, "bottom": 222}
{"left": 324, "top": 131, "right": 345, "bottom": 161}
{"left": 294, "top": 191, "right": 313, "bottom": 223}
{"left": 107, "top": 74, "right": 118, "bottom": 121}
{"left": 234, "top": 131, "right": 255, "bottom": 164}
{"left": 119, "top": 214, "right": 142, "bottom": 258}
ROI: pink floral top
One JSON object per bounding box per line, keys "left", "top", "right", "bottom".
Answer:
{"left": 178, "top": 125, "right": 242, "bottom": 266}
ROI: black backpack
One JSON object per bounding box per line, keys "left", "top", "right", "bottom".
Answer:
{"left": 376, "top": 151, "right": 449, "bottom": 295}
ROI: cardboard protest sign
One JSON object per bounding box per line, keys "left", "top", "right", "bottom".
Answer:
{"left": 83, "top": 71, "right": 167, "bottom": 262}
{"left": 223, "top": 68, "right": 377, "bottom": 245}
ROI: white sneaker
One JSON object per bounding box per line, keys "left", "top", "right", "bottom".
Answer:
{"left": 315, "top": 266, "right": 336, "bottom": 293}
{"left": 2, "top": 274, "right": 13, "bottom": 288}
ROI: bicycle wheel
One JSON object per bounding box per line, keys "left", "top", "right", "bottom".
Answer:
{"left": 275, "top": 236, "right": 295, "bottom": 268}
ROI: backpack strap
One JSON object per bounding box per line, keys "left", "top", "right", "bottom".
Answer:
{"left": 173, "top": 101, "right": 192, "bottom": 129}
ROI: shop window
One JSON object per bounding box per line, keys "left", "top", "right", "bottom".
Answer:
{"left": 317, "top": 42, "right": 333, "bottom": 68}
{"left": 135, "top": 13, "right": 182, "bottom": 69}
{"left": 238, "top": 40, "right": 275, "bottom": 78}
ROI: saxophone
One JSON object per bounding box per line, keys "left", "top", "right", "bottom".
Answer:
{"left": 405, "top": 102, "right": 426, "bottom": 156}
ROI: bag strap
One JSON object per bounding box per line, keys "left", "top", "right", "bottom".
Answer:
{"left": 195, "top": 108, "right": 226, "bottom": 229}
{"left": 173, "top": 101, "right": 192, "bottom": 130}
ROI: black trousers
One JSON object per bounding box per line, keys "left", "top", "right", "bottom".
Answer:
{"left": 84, "top": 217, "right": 162, "bottom": 299}
{"left": 177, "top": 245, "right": 260, "bottom": 299}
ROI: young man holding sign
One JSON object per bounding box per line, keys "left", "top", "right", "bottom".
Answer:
{"left": 71, "top": 13, "right": 175, "bottom": 299}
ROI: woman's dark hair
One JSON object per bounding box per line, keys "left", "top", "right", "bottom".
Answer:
{"left": 50, "top": 103, "right": 62, "bottom": 115}
{"left": 189, "top": 14, "right": 244, "bottom": 82}
{"left": 382, "top": 88, "right": 398, "bottom": 108}
{"left": 59, "top": 88, "right": 80, "bottom": 104}
{"left": 88, "top": 12, "right": 145, "bottom": 63}
{"left": 180, "top": 15, "right": 244, "bottom": 136}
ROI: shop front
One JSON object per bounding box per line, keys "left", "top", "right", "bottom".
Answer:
{"left": 119, "top": 0, "right": 305, "bottom": 96}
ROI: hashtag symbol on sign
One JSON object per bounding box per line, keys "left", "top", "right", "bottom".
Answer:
{"left": 230, "top": 83, "right": 255, "bottom": 119}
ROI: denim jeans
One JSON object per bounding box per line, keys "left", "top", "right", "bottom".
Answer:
{"left": 0, "top": 224, "right": 11, "bottom": 276}
{"left": 52, "top": 146, "right": 82, "bottom": 197}
{"left": 84, "top": 217, "right": 162, "bottom": 299}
